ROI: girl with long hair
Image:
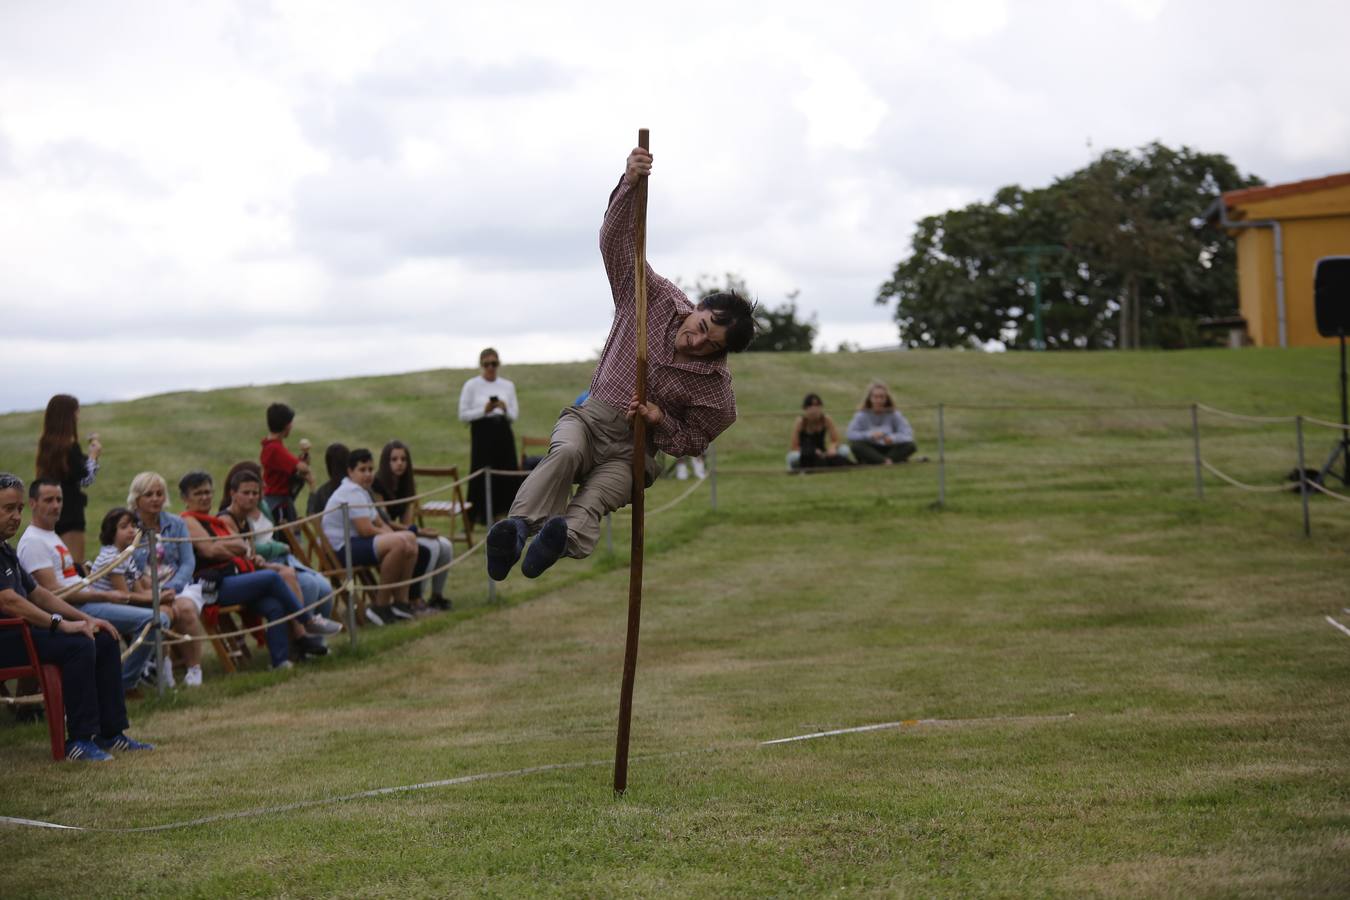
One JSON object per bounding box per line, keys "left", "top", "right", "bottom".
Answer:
{"left": 375, "top": 440, "right": 453, "bottom": 611}
{"left": 35, "top": 393, "right": 102, "bottom": 562}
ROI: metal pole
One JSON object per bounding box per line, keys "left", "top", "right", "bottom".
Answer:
{"left": 937, "top": 403, "right": 946, "bottom": 508}
{"left": 342, "top": 503, "right": 357, "bottom": 647}
{"left": 1190, "top": 403, "right": 1204, "bottom": 499}
{"left": 1296, "top": 416, "right": 1311, "bottom": 538}
{"left": 709, "top": 442, "right": 718, "bottom": 511}
{"left": 147, "top": 527, "right": 164, "bottom": 697}
{"left": 1031, "top": 257, "right": 1044, "bottom": 351}
{"left": 485, "top": 469, "right": 496, "bottom": 604}
{"left": 615, "top": 127, "right": 650, "bottom": 796}
{"left": 605, "top": 512, "right": 613, "bottom": 556}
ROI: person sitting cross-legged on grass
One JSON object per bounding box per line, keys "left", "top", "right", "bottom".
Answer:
{"left": 846, "top": 381, "right": 917, "bottom": 466}
{"left": 322, "top": 448, "right": 419, "bottom": 626}
{"left": 486, "top": 142, "right": 756, "bottom": 582}
{"left": 787, "top": 392, "right": 854, "bottom": 471}
{"left": 0, "top": 472, "right": 153, "bottom": 761}
{"left": 91, "top": 506, "right": 207, "bottom": 688}
{"left": 17, "top": 478, "right": 168, "bottom": 693}
{"left": 179, "top": 471, "right": 335, "bottom": 670}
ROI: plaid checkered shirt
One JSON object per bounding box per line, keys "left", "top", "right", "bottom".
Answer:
{"left": 589, "top": 176, "right": 737, "bottom": 458}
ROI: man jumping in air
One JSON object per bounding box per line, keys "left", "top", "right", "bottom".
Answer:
{"left": 487, "top": 143, "right": 756, "bottom": 580}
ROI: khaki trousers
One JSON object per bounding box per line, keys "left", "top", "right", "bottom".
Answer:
{"left": 508, "top": 400, "right": 659, "bottom": 559}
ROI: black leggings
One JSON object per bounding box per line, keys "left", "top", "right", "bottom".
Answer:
{"left": 850, "top": 440, "right": 917, "bottom": 465}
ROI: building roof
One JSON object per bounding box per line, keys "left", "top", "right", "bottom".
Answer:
{"left": 1222, "top": 171, "right": 1350, "bottom": 207}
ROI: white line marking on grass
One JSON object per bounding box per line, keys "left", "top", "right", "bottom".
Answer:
{"left": 0, "top": 713, "right": 1074, "bottom": 833}
{"left": 759, "top": 713, "right": 1075, "bottom": 746}
{"left": 1326, "top": 616, "right": 1350, "bottom": 639}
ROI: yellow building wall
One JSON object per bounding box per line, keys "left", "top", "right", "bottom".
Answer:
{"left": 1230, "top": 182, "right": 1350, "bottom": 347}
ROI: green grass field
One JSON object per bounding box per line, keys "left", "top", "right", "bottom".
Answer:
{"left": 2, "top": 348, "right": 1348, "bottom": 897}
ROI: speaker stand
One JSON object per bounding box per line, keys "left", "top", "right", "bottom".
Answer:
{"left": 1318, "top": 329, "right": 1350, "bottom": 487}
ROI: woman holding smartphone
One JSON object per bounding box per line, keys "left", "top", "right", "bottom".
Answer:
{"left": 457, "top": 347, "right": 522, "bottom": 525}
{"left": 35, "top": 393, "right": 102, "bottom": 563}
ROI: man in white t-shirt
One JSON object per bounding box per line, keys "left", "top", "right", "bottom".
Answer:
{"left": 17, "top": 479, "right": 168, "bottom": 691}
{"left": 321, "top": 448, "right": 418, "bottom": 626}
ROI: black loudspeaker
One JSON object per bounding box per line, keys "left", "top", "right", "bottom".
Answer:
{"left": 1314, "top": 256, "right": 1350, "bottom": 338}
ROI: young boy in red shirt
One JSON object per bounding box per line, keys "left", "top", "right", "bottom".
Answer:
{"left": 259, "top": 403, "right": 312, "bottom": 523}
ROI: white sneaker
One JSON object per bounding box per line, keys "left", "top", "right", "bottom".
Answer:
{"left": 160, "top": 659, "right": 176, "bottom": 689}
{"left": 184, "top": 665, "right": 202, "bottom": 688}
{"left": 305, "top": 615, "right": 343, "bottom": 636}
{"left": 691, "top": 457, "right": 706, "bottom": 478}
{"left": 675, "top": 462, "right": 689, "bottom": 480}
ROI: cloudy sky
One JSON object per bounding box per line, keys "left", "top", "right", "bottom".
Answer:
{"left": 3, "top": 0, "right": 1347, "bottom": 413}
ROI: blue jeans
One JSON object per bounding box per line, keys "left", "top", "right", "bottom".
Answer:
{"left": 216, "top": 570, "right": 302, "bottom": 668}
{"left": 287, "top": 555, "right": 333, "bottom": 618}
{"left": 78, "top": 602, "right": 170, "bottom": 691}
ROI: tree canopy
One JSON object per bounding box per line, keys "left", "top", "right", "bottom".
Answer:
{"left": 875, "top": 143, "right": 1262, "bottom": 350}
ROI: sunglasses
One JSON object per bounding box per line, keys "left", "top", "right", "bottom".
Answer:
{"left": 482, "top": 361, "right": 499, "bottom": 368}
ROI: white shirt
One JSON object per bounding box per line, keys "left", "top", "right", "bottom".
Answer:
{"left": 321, "top": 477, "right": 380, "bottom": 549}
{"left": 16, "top": 525, "right": 81, "bottom": 590}
{"left": 458, "top": 374, "right": 519, "bottom": 423}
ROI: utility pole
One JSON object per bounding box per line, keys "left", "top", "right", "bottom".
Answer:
{"left": 1005, "top": 244, "right": 1066, "bottom": 350}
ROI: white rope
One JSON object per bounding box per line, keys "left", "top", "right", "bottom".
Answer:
{"left": 613, "top": 474, "right": 707, "bottom": 518}
{"left": 158, "top": 583, "right": 349, "bottom": 645}
{"left": 1325, "top": 616, "right": 1350, "bottom": 639}
{"left": 1306, "top": 479, "right": 1350, "bottom": 504}
{"left": 1199, "top": 459, "right": 1290, "bottom": 493}
{"left": 53, "top": 535, "right": 142, "bottom": 600}
{"left": 348, "top": 538, "right": 485, "bottom": 592}
{"left": 1194, "top": 402, "right": 1297, "bottom": 424}
{"left": 1303, "top": 416, "right": 1350, "bottom": 432}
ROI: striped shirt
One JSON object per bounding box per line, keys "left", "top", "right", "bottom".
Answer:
{"left": 589, "top": 176, "right": 737, "bottom": 459}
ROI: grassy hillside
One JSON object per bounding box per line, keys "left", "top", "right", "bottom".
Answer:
{"left": 1, "top": 348, "right": 1348, "bottom": 897}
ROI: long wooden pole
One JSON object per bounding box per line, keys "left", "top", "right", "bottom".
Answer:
{"left": 614, "top": 127, "right": 650, "bottom": 795}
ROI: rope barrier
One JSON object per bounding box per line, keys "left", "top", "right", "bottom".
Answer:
{"left": 347, "top": 538, "right": 486, "bottom": 592}
{"left": 1194, "top": 403, "right": 1297, "bottom": 424}
{"left": 614, "top": 474, "right": 707, "bottom": 518}
{"left": 156, "top": 583, "right": 350, "bottom": 645}
{"left": 1306, "top": 480, "right": 1350, "bottom": 504}
{"left": 1199, "top": 459, "right": 1290, "bottom": 493}
{"left": 119, "top": 619, "right": 157, "bottom": 663}
{"left": 52, "top": 535, "right": 143, "bottom": 600}
{"left": 1302, "top": 416, "right": 1350, "bottom": 432}
{"left": 151, "top": 506, "right": 330, "bottom": 543}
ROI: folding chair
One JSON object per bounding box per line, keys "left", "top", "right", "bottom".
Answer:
{"left": 0, "top": 618, "right": 67, "bottom": 760}
{"left": 412, "top": 465, "right": 476, "bottom": 550}
{"left": 520, "top": 435, "right": 550, "bottom": 470}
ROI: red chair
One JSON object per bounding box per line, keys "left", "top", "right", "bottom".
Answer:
{"left": 0, "top": 618, "right": 66, "bottom": 761}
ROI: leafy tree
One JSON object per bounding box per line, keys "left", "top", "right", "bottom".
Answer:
{"left": 875, "top": 143, "right": 1262, "bottom": 349}
{"left": 679, "top": 272, "right": 818, "bottom": 352}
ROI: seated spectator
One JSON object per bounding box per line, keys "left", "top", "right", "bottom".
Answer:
{"left": 259, "top": 402, "right": 313, "bottom": 524}
{"left": 178, "top": 471, "right": 336, "bottom": 670}
{"left": 17, "top": 478, "right": 167, "bottom": 694}
{"left": 219, "top": 464, "right": 338, "bottom": 622}
{"left": 375, "top": 440, "right": 453, "bottom": 612}
{"left": 91, "top": 507, "right": 207, "bottom": 688}
{"left": 306, "top": 443, "right": 349, "bottom": 516}
{"left": 322, "top": 448, "right": 418, "bottom": 626}
{"left": 0, "top": 472, "right": 153, "bottom": 761}
{"left": 847, "top": 381, "right": 918, "bottom": 465}
{"left": 787, "top": 393, "right": 855, "bottom": 470}
{"left": 128, "top": 471, "right": 197, "bottom": 604}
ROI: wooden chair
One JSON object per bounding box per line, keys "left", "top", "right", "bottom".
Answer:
{"left": 412, "top": 466, "right": 476, "bottom": 550}
{"left": 201, "top": 601, "right": 251, "bottom": 674}
{"left": 0, "top": 618, "right": 66, "bottom": 760}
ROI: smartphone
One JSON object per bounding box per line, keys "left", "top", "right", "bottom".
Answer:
{"left": 490, "top": 395, "right": 499, "bottom": 402}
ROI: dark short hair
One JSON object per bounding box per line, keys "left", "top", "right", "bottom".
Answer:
{"left": 346, "top": 448, "right": 374, "bottom": 470}
{"left": 178, "top": 470, "right": 213, "bottom": 497}
{"left": 98, "top": 507, "right": 134, "bottom": 547}
{"left": 228, "top": 468, "right": 262, "bottom": 493}
{"left": 266, "top": 402, "right": 295, "bottom": 433}
{"left": 802, "top": 392, "right": 823, "bottom": 408}
{"left": 28, "top": 477, "right": 61, "bottom": 500}
{"left": 697, "top": 291, "right": 757, "bottom": 355}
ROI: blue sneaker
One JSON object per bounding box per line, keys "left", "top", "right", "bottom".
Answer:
{"left": 96, "top": 732, "right": 155, "bottom": 752}
{"left": 486, "top": 518, "right": 527, "bottom": 582}
{"left": 65, "top": 739, "right": 114, "bottom": 762}
{"left": 521, "top": 516, "right": 569, "bottom": 579}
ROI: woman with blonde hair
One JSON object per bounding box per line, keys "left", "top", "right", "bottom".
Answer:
{"left": 35, "top": 393, "right": 102, "bottom": 562}
{"left": 846, "top": 381, "right": 917, "bottom": 465}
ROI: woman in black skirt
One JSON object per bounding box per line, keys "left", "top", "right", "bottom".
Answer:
{"left": 35, "top": 393, "right": 102, "bottom": 563}
{"left": 457, "top": 348, "right": 523, "bottom": 525}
